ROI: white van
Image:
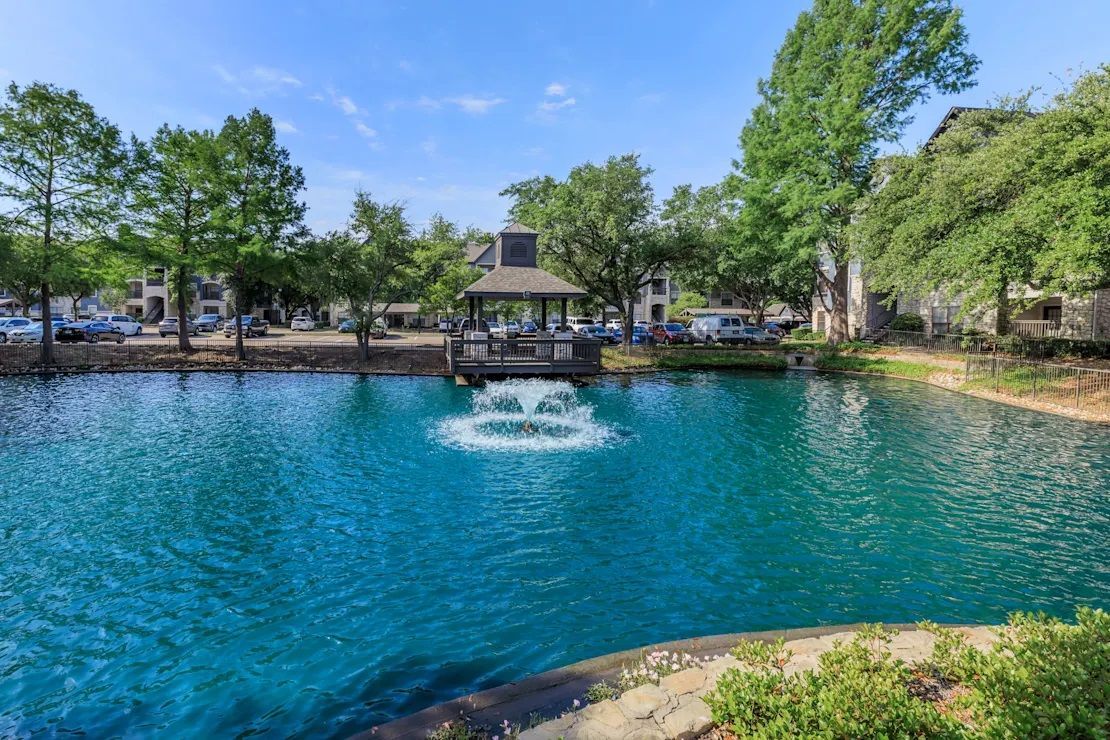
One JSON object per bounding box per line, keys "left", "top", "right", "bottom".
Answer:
{"left": 690, "top": 315, "right": 746, "bottom": 344}
{"left": 565, "top": 316, "right": 595, "bottom": 331}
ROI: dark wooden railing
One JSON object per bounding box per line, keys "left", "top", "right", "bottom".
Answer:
{"left": 445, "top": 337, "right": 603, "bottom": 375}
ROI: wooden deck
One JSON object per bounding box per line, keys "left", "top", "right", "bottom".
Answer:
{"left": 445, "top": 337, "right": 603, "bottom": 376}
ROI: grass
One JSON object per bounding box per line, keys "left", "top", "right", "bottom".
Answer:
{"left": 814, "top": 353, "right": 945, "bottom": 380}
{"left": 655, "top": 351, "right": 787, "bottom": 370}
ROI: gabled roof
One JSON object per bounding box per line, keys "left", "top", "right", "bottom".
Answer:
{"left": 466, "top": 241, "right": 494, "bottom": 264}
{"left": 458, "top": 266, "right": 588, "bottom": 300}
{"left": 499, "top": 222, "right": 539, "bottom": 235}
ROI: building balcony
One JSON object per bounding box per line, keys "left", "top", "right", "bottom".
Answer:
{"left": 1011, "top": 319, "right": 1062, "bottom": 338}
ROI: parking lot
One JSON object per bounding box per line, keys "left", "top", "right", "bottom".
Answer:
{"left": 125, "top": 328, "right": 450, "bottom": 346}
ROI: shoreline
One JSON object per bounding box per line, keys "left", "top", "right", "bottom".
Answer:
{"left": 1, "top": 353, "right": 1105, "bottom": 423}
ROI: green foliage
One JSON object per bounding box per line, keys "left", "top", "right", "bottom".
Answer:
{"left": 856, "top": 67, "right": 1110, "bottom": 323}
{"left": 791, "top": 328, "right": 825, "bottom": 341}
{"left": 667, "top": 291, "right": 707, "bottom": 321}
{"left": 815, "top": 353, "right": 942, "bottom": 379}
{"left": 501, "top": 153, "right": 698, "bottom": 343}
{"left": 890, "top": 312, "right": 926, "bottom": 332}
{"left": 0, "top": 81, "right": 132, "bottom": 360}
{"left": 616, "top": 650, "right": 704, "bottom": 692}
{"left": 654, "top": 351, "right": 788, "bottom": 371}
{"left": 584, "top": 681, "right": 619, "bottom": 704}
{"left": 416, "top": 214, "right": 483, "bottom": 319}
{"left": 708, "top": 626, "right": 962, "bottom": 738}
{"left": 738, "top": 0, "right": 978, "bottom": 342}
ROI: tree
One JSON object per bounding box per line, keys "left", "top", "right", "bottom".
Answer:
{"left": 667, "top": 292, "right": 707, "bottom": 322}
{"left": 54, "top": 242, "right": 131, "bottom": 319}
{"left": 420, "top": 262, "right": 483, "bottom": 322}
{"left": 0, "top": 82, "right": 131, "bottom": 362}
{"left": 738, "top": 0, "right": 978, "bottom": 343}
{"left": 130, "top": 125, "right": 222, "bottom": 350}
{"left": 501, "top": 153, "right": 698, "bottom": 347}
{"left": 0, "top": 235, "right": 42, "bottom": 316}
{"left": 855, "top": 68, "right": 1110, "bottom": 328}
{"left": 316, "top": 193, "right": 452, "bottom": 359}
{"left": 209, "top": 109, "right": 305, "bottom": 360}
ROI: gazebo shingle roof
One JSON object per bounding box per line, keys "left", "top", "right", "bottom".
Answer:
{"left": 499, "top": 222, "right": 539, "bottom": 235}
{"left": 458, "top": 266, "right": 587, "bottom": 300}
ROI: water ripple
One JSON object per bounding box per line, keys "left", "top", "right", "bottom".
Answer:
{"left": 0, "top": 370, "right": 1106, "bottom": 738}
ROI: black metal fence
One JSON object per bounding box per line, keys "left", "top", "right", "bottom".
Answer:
{"left": 965, "top": 355, "right": 1110, "bottom": 415}
{"left": 878, "top": 330, "right": 1110, "bottom": 360}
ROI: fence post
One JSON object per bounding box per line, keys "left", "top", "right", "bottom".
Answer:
{"left": 964, "top": 354, "right": 969, "bottom": 382}
{"left": 993, "top": 356, "right": 999, "bottom": 392}
{"left": 1075, "top": 368, "right": 1081, "bottom": 408}
{"left": 1031, "top": 363, "right": 1037, "bottom": 400}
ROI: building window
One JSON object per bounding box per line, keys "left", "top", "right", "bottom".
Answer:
{"left": 508, "top": 241, "right": 527, "bottom": 259}
{"left": 651, "top": 278, "right": 667, "bottom": 295}
{"left": 1043, "top": 305, "right": 1062, "bottom": 325}
{"left": 719, "top": 292, "right": 733, "bottom": 307}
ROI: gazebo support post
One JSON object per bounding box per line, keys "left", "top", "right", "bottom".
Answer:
{"left": 560, "top": 298, "right": 568, "bottom": 331}
{"left": 468, "top": 297, "right": 475, "bottom": 334}
{"left": 476, "top": 297, "right": 484, "bottom": 329}
{"left": 540, "top": 298, "right": 548, "bottom": 331}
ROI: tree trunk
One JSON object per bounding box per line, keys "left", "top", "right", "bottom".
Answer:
{"left": 825, "top": 261, "right": 850, "bottom": 345}
{"left": 356, "top": 330, "right": 369, "bottom": 361}
{"left": 176, "top": 266, "right": 192, "bottom": 352}
{"left": 40, "top": 281, "right": 54, "bottom": 365}
{"left": 994, "top": 285, "right": 1009, "bottom": 336}
{"left": 71, "top": 297, "right": 80, "bottom": 322}
{"left": 621, "top": 299, "right": 635, "bottom": 352}
{"left": 234, "top": 303, "right": 245, "bottom": 362}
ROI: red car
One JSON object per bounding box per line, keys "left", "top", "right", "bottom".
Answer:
{"left": 651, "top": 322, "right": 694, "bottom": 345}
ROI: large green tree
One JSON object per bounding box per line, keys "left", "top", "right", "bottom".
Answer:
{"left": 209, "top": 109, "right": 305, "bottom": 360}
{"left": 501, "top": 153, "right": 698, "bottom": 346}
{"left": 739, "top": 0, "right": 978, "bottom": 343}
{"left": 855, "top": 68, "right": 1110, "bottom": 329}
{"left": 131, "top": 125, "right": 221, "bottom": 350}
{"left": 0, "top": 234, "right": 42, "bottom": 317}
{"left": 0, "top": 82, "right": 131, "bottom": 362}
{"left": 315, "top": 193, "right": 452, "bottom": 359}
{"left": 417, "top": 215, "right": 483, "bottom": 322}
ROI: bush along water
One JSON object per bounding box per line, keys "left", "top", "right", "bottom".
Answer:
{"left": 705, "top": 607, "right": 1108, "bottom": 739}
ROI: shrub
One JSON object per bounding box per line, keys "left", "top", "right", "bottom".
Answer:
{"left": 791, "top": 328, "right": 826, "bottom": 341}
{"left": 890, "top": 312, "right": 926, "bottom": 332}
{"left": 707, "top": 626, "right": 961, "bottom": 737}
{"left": 924, "top": 607, "right": 1110, "bottom": 738}
{"left": 584, "top": 681, "right": 619, "bottom": 704}
{"left": 814, "top": 353, "right": 941, "bottom": 380}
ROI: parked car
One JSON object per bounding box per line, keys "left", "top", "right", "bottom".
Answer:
{"left": 689, "top": 315, "right": 745, "bottom": 344}
{"left": 651, "top": 322, "right": 695, "bottom": 345}
{"left": 612, "top": 325, "right": 652, "bottom": 345}
{"left": 740, "top": 326, "right": 780, "bottom": 344}
{"left": 195, "top": 314, "right": 223, "bottom": 332}
{"left": 94, "top": 313, "right": 143, "bottom": 336}
{"left": 565, "top": 316, "right": 595, "bottom": 331}
{"left": 338, "top": 319, "right": 356, "bottom": 333}
{"left": 456, "top": 318, "right": 491, "bottom": 335}
{"left": 762, "top": 322, "right": 786, "bottom": 338}
{"left": 521, "top": 320, "right": 537, "bottom": 334}
{"left": 56, "top": 320, "right": 124, "bottom": 343}
{"left": 605, "top": 319, "right": 623, "bottom": 332}
{"left": 0, "top": 316, "right": 35, "bottom": 343}
{"left": 8, "top": 322, "right": 45, "bottom": 343}
{"left": 159, "top": 317, "right": 199, "bottom": 337}
{"left": 223, "top": 315, "right": 269, "bottom": 338}
{"left": 577, "top": 324, "right": 618, "bottom": 344}
{"left": 504, "top": 320, "right": 521, "bottom": 336}
{"left": 291, "top": 315, "right": 316, "bottom": 331}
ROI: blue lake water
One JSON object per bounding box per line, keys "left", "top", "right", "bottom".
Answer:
{"left": 0, "top": 370, "right": 1107, "bottom": 738}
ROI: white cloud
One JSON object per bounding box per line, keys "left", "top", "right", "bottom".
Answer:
{"left": 398, "top": 59, "right": 414, "bottom": 73}
{"left": 335, "top": 96, "right": 359, "bottom": 115}
{"left": 420, "top": 138, "right": 438, "bottom": 156}
{"left": 354, "top": 122, "right": 378, "bottom": 138}
{"left": 523, "top": 146, "right": 546, "bottom": 157}
{"left": 538, "top": 97, "right": 576, "bottom": 112}
{"left": 638, "top": 92, "right": 664, "bottom": 104}
{"left": 308, "top": 93, "right": 325, "bottom": 102}
{"left": 445, "top": 95, "right": 507, "bottom": 114}
{"left": 213, "top": 64, "right": 302, "bottom": 96}
{"left": 545, "top": 82, "right": 568, "bottom": 97}
{"left": 274, "top": 119, "right": 298, "bottom": 134}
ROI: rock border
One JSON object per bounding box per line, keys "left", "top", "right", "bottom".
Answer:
{"left": 355, "top": 623, "right": 982, "bottom": 740}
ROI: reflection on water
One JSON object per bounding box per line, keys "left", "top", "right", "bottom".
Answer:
{"left": 0, "top": 370, "right": 1106, "bottom": 738}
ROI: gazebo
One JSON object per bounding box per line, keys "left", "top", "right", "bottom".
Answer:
{"left": 447, "top": 223, "right": 601, "bottom": 376}
{"left": 457, "top": 223, "right": 587, "bottom": 330}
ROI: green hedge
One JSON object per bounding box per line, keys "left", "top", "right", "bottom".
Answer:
{"left": 890, "top": 312, "right": 926, "bottom": 331}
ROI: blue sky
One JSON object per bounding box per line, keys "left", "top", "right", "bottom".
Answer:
{"left": 2, "top": 1, "right": 1107, "bottom": 233}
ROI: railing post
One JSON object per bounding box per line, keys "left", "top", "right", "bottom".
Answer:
{"left": 1031, "top": 363, "right": 1037, "bottom": 400}
{"left": 1075, "top": 368, "right": 1081, "bottom": 408}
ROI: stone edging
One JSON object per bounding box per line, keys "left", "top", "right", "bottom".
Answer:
{"left": 355, "top": 623, "right": 985, "bottom": 740}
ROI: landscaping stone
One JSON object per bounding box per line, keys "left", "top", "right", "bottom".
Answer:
{"left": 580, "top": 699, "right": 627, "bottom": 729}
{"left": 659, "top": 698, "right": 713, "bottom": 740}
{"left": 618, "top": 684, "right": 670, "bottom": 719}
{"left": 658, "top": 667, "right": 707, "bottom": 697}
{"left": 566, "top": 719, "right": 625, "bottom": 740}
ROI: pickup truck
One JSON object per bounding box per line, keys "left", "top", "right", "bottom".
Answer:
{"left": 223, "top": 315, "right": 270, "bottom": 338}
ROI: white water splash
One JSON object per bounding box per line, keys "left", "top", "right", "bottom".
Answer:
{"left": 437, "top": 379, "right": 616, "bottom": 451}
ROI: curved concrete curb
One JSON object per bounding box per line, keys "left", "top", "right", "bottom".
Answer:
{"left": 354, "top": 623, "right": 972, "bottom": 740}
